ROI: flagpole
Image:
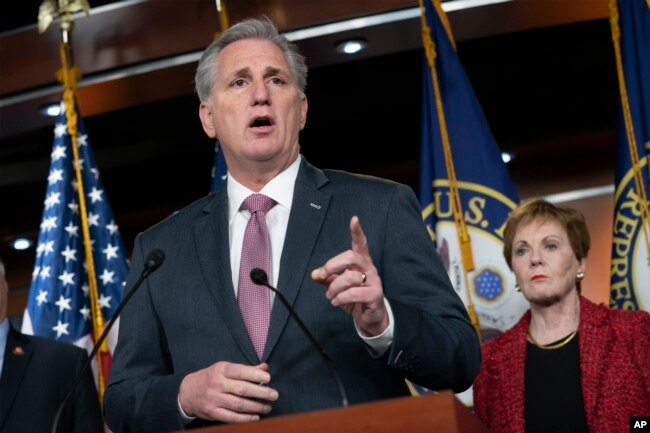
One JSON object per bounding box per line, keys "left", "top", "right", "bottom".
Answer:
{"left": 209, "top": 0, "right": 231, "bottom": 193}
{"left": 215, "top": 0, "right": 230, "bottom": 39}
{"left": 39, "top": 0, "right": 109, "bottom": 403}
{"left": 419, "top": 0, "right": 481, "bottom": 343}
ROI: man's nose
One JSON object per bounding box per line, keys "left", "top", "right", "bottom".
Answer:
{"left": 251, "top": 80, "right": 270, "bottom": 105}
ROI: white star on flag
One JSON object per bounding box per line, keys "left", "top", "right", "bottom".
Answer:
{"left": 36, "top": 290, "right": 49, "bottom": 305}
{"left": 103, "top": 244, "right": 119, "bottom": 260}
{"left": 77, "top": 134, "right": 88, "bottom": 146}
{"left": 52, "top": 320, "right": 70, "bottom": 338}
{"left": 88, "top": 187, "right": 104, "bottom": 203}
{"left": 32, "top": 267, "right": 40, "bottom": 279}
{"left": 40, "top": 216, "right": 58, "bottom": 231}
{"left": 98, "top": 293, "right": 112, "bottom": 309}
{"left": 87, "top": 212, "right": 100, "bottom": 226}
{"left": 58, "top": 270, "right": 75, "bottom": 286}
{"left": 106, "top": 220, "right": 119, "bottom": 235}
{"left": 99, "top": 269, "right": 115, "bottom": 285}
{"left": 54, "top": 294, "right": 72, "bottom": 313}
{"left": 44, "top": 192, "right": 61, "bottom": 209}
{"left": 64, "top": 221, "right": 79, "bottom": 237}
{"left": 39, "top": 266, "right": 51, "bottom": 279}
{"left": 51, "top": 144, "right": 66, "bottom": 159}
{"left": 79, "top": 306, "right": 91, "bottom": 320}
{"left": 43, "top": 241, "right": 55, "bottom": 255}
{"left": 36, "top": 241, "right": 55, "bottom": 257}
{"left": 60, "top": 245, "right": 77, "bottom": 263}
{"left": 68, "top": 201, "right": 80, "bottom": 214}
{"left": 72, "top": 158, "right": 85, "bottom": 171}
{"left": 53, "top": 124, "right": 67, "bottom": 138}
{"left": 48, "top": 168, "right": 64, "bottom": 185}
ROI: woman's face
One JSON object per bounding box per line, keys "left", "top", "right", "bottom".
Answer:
{"left": 510, "top": 218, "right": 585, "bottom": 307}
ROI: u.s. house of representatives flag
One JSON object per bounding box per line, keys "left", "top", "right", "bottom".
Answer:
{"left": 609, "top": 0, "right": 650, "bottom": 311}
{"left": 22, "top": 100, "right": 129, "bottom": 383}
{"left": 418, "top": 0, "right": 528, "bottom": 347}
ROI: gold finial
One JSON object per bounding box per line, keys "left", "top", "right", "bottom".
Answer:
{"left": 38, "top": 0, "right": 90, "bottom": 34}
{"left": 214, "top": 0, "right": 230, "bottom": 39}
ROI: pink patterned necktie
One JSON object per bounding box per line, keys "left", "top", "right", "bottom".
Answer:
{"left": 238, "top": 193, "right": 276, "bottom": 359}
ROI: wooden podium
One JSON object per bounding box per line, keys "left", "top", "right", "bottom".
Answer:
{"left": 190, "top": 391, "right": 489, "bottom": 433}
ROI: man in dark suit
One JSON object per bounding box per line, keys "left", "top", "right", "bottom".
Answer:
{"left": 0, "top": 258, "right": 103, "bottom": 433}
{"left": 104, "top": 17, "right": 481, "bottom": 433}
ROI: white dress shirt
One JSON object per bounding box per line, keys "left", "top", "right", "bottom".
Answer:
{"left": 226, "top": 155, "right": 393, "bottom": 352}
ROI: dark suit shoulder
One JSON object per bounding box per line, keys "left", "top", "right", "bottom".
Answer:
{"left": 14, "top": 328, "right": 87, "bottom": 362}
{"left": 139, "top": 192, "right": 222, "bottom": 237}
{"left": 320, "top": 168, "right": 415, "bottom": 199}
{"left": 321, "top": 168, "right": 402, "bottom": 189}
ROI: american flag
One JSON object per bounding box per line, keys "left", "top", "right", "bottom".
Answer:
{"left": 22, "top": 99, "right": 128, "bottom": 388}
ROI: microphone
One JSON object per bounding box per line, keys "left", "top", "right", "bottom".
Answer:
{"left": 51, "top": 249, "right": 166, "bottom": 433}
{"left": 250, "top": 268, "right": 348, "bottom": 407}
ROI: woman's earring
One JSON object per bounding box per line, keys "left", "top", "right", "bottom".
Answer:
{"left": 515, "top": 284, "right": 521, "bottom": 292}
{"left": 576, "top": 271, "right": 585, "bottom": 282}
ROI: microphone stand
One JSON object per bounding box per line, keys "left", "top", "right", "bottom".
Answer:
{"left": 50, "top": 249, "right": 165, "bottom": 433}
{"left": 250, "top": 268, "right": 348, "bottom": 407}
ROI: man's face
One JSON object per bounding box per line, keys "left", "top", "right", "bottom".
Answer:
{"left": 199, "top": 39, "right": 308, "bottom": 172}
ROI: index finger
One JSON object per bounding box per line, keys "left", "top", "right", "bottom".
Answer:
{"left": 350, "top": 216, "right": 369, "bottom": 256}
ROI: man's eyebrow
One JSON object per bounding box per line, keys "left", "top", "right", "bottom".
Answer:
{"left": 232, "top": 67, "right": 251, "bottom": 77}
{"left": 264, "top": 66, "right": 283, "bottom": 77}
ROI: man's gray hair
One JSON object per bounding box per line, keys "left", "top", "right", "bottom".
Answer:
{"left": 194, "top": 16, "right": 308, "bottom": 103}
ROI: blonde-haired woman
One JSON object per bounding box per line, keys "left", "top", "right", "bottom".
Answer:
{"left": 474, "top": 199, "right": 650, "bottom": 433}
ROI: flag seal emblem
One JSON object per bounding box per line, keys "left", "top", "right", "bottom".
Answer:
{"left": 610, "top": 154, "right": 650, "bottom": 311}
{"left": 423, "top": 181, "right": 528, "bottom": 333}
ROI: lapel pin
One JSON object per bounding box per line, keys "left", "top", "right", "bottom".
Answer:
{"left": 310, "top": 203, "right": 321, "bottom": 209}
{"left": 13, "top": 346, "right": 25, "bottom": 356}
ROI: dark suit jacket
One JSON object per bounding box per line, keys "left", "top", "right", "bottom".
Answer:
{"left": 0, "top": 325, "right": 103, "bottom": 433}
{"left": 105, "top": 158, "right": 481, "bottom": 432}
{"left": 474, "top": 296, "right": 650, "bottom": 433}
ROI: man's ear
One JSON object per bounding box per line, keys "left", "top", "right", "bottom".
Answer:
{"left": 299, "top": 95, "right": 308, "bottom": 130}
{"left": 199, "top": 102, "right": 217, "bottom": 138}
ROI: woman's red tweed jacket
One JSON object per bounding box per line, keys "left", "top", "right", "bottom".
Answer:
{"left": 474, "top": 296, "right": 650, "bottom": 433}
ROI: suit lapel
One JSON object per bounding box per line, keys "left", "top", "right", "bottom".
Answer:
{"left": 0, "top": 327, "right": 32, "bottom": 428}
{"left": 194, "top": 188, "right": 259, "bottom": 364}
{"left": 263, "top": 160, "right": 330, "bottom": 360}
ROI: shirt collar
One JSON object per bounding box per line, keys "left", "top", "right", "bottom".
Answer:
{"left": 227, "top": 155, "right": 301, "bottom": 221}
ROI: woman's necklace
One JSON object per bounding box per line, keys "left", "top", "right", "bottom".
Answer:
{"left": 527, "top": 329, "right": 578, "bottom": 350}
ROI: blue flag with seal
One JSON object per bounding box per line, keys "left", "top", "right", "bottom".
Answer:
{"left": 609, "top": 0, "right": 650, "bottom": 311}
{"left": 210, "top": 140, "right": 228, "bottom": 193}
{"left": 22, "top": 99, "right": 129, "bottom": 393}
{"left": 418, "top": 0, "right": 527, "bottom": 373}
